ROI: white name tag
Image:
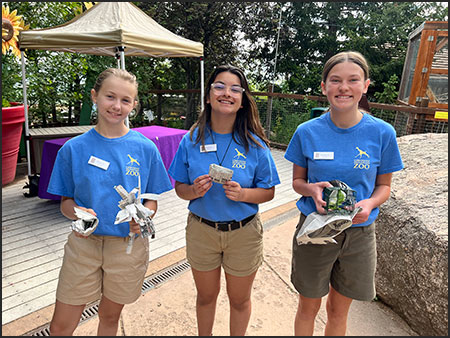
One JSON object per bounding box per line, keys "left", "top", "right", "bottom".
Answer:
{"left": 88, "top": 156, "right": 110, "bottom": 170}
{"left": 200, "top": 144, "right": 217, "bottom": 153}
{"left": 314, "top": 152, "right": 334, "bottom": 160}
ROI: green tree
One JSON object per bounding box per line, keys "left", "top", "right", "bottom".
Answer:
{"left": 3, "top": 2, "right": 447, "bottom": 130}
{"left": 242, "top": 2, "right": 447, "bottom": 97}
{"left": 137, "top": 1, "right": 250, "bottom": 128}
{"left": 3, "top": 2, "right": 114, "bottom": 126}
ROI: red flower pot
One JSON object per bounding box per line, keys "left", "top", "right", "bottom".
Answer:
{"left": 2, "top": 105, "right": 26, "bottom": 186}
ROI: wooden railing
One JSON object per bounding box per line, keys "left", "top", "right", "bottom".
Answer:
{"left": 146, "top": 89, "right": 448, "bottom": 137}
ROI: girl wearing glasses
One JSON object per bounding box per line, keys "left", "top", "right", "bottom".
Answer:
{"left": 169, "top": 65, "right": 280, "bottom": 335}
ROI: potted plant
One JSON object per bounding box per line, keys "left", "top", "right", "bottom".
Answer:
{"left": 2, "top": 4, "right": 28, "bottom": 185}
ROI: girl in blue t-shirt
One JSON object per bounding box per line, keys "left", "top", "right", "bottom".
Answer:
{"left": 47, "top": 68, "right": 172, "bottom": 335}
{"left": 169, "top": 65, "right": 280, "bottom": 335}
{"left": 284, "top": 51, "right": 404, "bottom": 335}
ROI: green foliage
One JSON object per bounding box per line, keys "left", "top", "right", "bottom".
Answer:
{"left": 265, "top": 95, "right": 324, "bottom": 143}
{"left": 242, "top": 2, "right": 448, "bottom": 97}
{"left": 2, "top": 54, "right": 23, "bottom": 104}
{"left": 165, "top": 118, "right": 185, "bottom": 130}
{"left": 2, "top": 98, "right": 11, "bottom": 107}
{"left": 371, "top": 74, "right": 400, "bottom": 124}
{"left": 3, "top": 2, "right": 113, "bottom": 126}
{"left": 374, "top": 74, "right": 399, "bottom": 104}
{"left": 137, "top": 2, "right": 251, "bottom": 127}
{"left": 303, "top": 98, "right": 322, "bottom": 114}
{"left": 272, "top": 112, "right": 308, "bottom": 145}
{"left": 2, "top": 1, "right": 447, "bottom": 129}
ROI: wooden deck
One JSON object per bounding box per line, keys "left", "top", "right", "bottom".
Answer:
{"left": 1, "top": 148, "right": 298, "bottom": 326}
{"left": 28, "top": 125, "right": 95, "bottom": 139}
{"left": 28, "top": 125, "right": 95, "bottom": 173}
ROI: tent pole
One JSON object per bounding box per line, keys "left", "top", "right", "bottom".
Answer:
{"left": 200, "top": 57, "right": 204, "bottom": 112}
{"left": 116, "top": 53, "right": 120, "bottom": 68}
{"left": 20, "top": 51, "right": 32, "bottom": 177}
{"left": 117, "top": 46, "right": 129, "bottom": 127}
{"left": 120, "top": 50, "right": 125, "bottom": 70}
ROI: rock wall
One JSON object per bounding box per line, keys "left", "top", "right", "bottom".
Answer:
{"left": 376, "top": 133, "right": 448, "bottom": 336}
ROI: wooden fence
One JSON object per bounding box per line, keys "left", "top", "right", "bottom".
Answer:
{"left": 145, "top": 89, "right": 448, "bottom": 142}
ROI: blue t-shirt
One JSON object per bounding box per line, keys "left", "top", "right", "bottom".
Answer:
{"left": 47, "top": 128, "right": 173, "bottom": 237}
{"left": 284, "top": 112, "right": 404, "bottom": 227}
{"left": 168, "top": 127, "right": 280, "bottom": 222}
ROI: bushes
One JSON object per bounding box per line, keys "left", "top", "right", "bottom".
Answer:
{"left": 272, "top": 112, "right": 309, "bottom": 144}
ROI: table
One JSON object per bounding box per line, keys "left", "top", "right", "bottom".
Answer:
{"left": 29, "top": 125, "right": 95, "bottom": 174}
{"left": 38, "top": 125, "right": 188, "bottom": 200}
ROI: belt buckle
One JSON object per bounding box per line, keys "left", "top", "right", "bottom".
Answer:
{"left": 215, "top": 222, "right": 230, "bottom": 231}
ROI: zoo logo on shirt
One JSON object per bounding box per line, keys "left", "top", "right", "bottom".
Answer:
{"left": 126, "top": 154, "right": 140, "bottom": 176}
{"left": 354, "top": 147, "right": 370, "bottom": 170}
{"left": 232, "top": 148, "right": 246, "bottom": 169}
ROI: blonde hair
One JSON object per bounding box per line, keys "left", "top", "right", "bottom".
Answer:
{"left": 93, "top": 68, "right": 138, "bottom": 99}
{"left": 322, "top": 51, "right": 370, "bottom": 83}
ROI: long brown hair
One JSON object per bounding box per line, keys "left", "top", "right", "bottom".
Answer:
{"left": 190, "top": 65, "right": 269, "bottom": 152}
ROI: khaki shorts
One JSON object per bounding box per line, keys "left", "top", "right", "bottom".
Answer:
{"left": 186, "top": 212, "right": 264, "bottom": 277}
{"left": 291, "top": 213, "right": 377, "bottom": 301}
{"left": 56, "top": 232, "right": 149, "bottom": 305}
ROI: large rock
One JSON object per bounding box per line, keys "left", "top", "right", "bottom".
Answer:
{"left": 376, "top": 133, "right": 448, "bottom": 336}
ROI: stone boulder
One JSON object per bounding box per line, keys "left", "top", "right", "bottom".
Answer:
{"left": 376, "top": 133, "right": 448, "bottom": 336}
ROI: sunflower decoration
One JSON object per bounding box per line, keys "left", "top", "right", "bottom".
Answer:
{"left": 2, "top": 4, "right": 29, "bottom": 58}
{"left": 74, "top": 2, "right": 97, "bottom": 16}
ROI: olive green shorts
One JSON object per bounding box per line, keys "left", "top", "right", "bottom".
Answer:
{"left": 186, "top": 212, "right": 264, "bottom": 277}
{"left": 56, "top": 232, "right": 149, "bottom": 305}
{"left": 291, "top": 213, "right": 377, "bottom": 301}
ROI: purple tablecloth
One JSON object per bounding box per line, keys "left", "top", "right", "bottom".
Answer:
{"left": 38, "top": 125, "right": 188, "bottom": 200}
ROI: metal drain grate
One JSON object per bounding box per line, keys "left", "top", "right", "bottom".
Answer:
{"left": 28, "top": 326, "right": 50, "bottom": 336}
{"left": 141, "top": 260, "right": 191, "bottom": 294}
{"left": 80, "top": 302, "right": 100, "bottom": 322}
{"left": 24, "top": 259, "right": 191, "bottom": 336}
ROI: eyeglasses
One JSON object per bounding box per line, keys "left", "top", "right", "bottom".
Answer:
{"left": 211, "top": 82, "right": 245, "bottom": 96}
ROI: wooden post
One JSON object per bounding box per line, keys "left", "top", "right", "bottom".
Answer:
{"left": 408, "top": 29, "right": 437, "bottom": 106}
{"left": 416, "top": 99, "right": 429, "bottom": 133}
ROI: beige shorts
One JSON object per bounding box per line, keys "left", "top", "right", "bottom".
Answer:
{"left": 56, "top": 232, "right": 149, "bottom": 305}
{"left": 186, "top": 212, "right": 264, "bottom": 277}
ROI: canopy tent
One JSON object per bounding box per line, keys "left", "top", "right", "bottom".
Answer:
{"left": 18, "top": 2, "right": 203, "bottom": 57}
{"left": 18, "top": 2, "right": 204, "bottom": 191}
